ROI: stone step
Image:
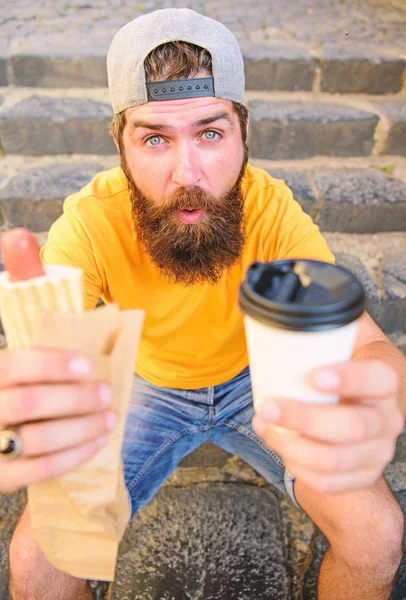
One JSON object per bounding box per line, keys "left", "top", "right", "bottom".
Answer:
{"left": 1, "top": 155, "right": 405, "bottom": 234}
{"left": 1, "top": 40, "right": 405, "bottom": 95}
{"left": 245, "top": 93, "right": 406, "bottom": 159}
{"left": 0, "top": 89, "right": 404, "bottom": 159}
{"left": 323, "top": 231, "right": 406, "bottom": 337}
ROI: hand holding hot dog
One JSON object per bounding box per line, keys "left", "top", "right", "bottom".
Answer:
{"left": 0, "top": 229, "right": 116, "bottom": 494}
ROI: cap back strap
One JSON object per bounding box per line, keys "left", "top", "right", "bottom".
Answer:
{"left": 147, "top": 77, "right": 214, "bottom": 101}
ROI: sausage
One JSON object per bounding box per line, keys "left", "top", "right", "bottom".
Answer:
{"left": 1, "top": 228, "right": 45, "bottom": 281}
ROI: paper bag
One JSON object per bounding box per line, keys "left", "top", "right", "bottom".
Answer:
{"left": 27, "top": 304, "right": 145, "bottom": 581}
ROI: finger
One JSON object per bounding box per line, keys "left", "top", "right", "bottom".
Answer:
{"left": 287, "top": 462, "right": 382, "bottom": 494}
{"left": 0, "top": 437, "right": 108, "bottom": 495}
{"left": 17, "top": 412, "right": 117, "bottom": 457}
{"left": 0, "top": 382, "right": 112, "bottom": 426}
{"left": 308, "top": 360, "right": 400, "bottom": 399}
{"left": 0, "top": 348, "right": 94, "bottom": 389}
{"left": 258, "top": 425, "right": 396, "bottom": 475}
{"left": 255, "top": 397, "right": 402, "bottom": 443}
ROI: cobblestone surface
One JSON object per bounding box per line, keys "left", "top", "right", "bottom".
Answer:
{"left": 0, "top": 0, "right": 405, "bottom": 53}
{"left": 0, "top": 1, "right": 404, "bottom": 93}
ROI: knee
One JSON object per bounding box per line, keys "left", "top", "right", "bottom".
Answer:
{"left": 378, "top": 501, "right": 404, "bottom": 569}
{"left": 334, "top": 499, "right": 404, "bottom": 574}
{"left": 368, "top": 500, "right": 403, "bottom": 560}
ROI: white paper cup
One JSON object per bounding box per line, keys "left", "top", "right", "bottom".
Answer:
{"left": 239, "top": 260, "right": 365, "bottom": 412}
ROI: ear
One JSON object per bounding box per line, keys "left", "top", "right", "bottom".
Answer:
{"left": 112, "top": 135, "right": 120, "bottom": 153}
{"left": 109, "top": 124, "right": 120, "bottom": 153}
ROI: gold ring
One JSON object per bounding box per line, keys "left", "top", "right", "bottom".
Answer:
{"left": 0, "top": 427, "right": 22, "bottom": 459}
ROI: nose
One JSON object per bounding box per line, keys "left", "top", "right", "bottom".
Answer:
{"left": 171, "top": 141, "right": 201, "bottom": 188}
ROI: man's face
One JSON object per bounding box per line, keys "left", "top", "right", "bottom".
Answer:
{"left": 119, "top": 96, "right": 248, "bottom": 285}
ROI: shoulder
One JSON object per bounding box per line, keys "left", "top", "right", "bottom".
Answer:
{"left": 241, "top": 164, "right": 292, "bottom": 203}
{"left": 242, "top": 164, "right": 292, "bottom": 211}
{"left": 63, "top": 166, "right": 129, "bottom": 218}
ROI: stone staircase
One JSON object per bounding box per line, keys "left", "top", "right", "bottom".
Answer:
{"left": 0, "top": 1, "right": 405, "bottom": 599}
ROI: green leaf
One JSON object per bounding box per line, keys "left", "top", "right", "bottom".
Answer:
{"left": 379, "top": 165, "right": 394, "bottom": 174}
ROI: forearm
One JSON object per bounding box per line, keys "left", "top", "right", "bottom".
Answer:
{"left": 352, "top": 340, "right": 406, "bottom": 419}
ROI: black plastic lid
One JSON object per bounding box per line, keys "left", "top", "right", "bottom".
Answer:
{"left": 239, "top": 259, "right": 366, "bottom": 332}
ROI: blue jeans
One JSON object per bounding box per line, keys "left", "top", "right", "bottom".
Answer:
{"left": 122, "top": 366, "right": 299, "bottom": 519}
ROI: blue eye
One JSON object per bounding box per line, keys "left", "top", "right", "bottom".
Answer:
{"left": 203, "top": 130, "right": 219, "bottom": 140}
{"left": 147, "top": 135, "right": 162, "bottom": 146}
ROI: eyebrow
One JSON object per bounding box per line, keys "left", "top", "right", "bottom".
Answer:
{"left": 130, "top": 112, "right": 234, "bottom": 132}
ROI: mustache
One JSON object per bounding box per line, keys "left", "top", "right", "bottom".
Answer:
{"left": 145, "top": 186, "right": 223, "bottom": 217}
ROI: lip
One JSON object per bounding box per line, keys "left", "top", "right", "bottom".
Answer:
{"left": 177, "top": 209, "right": 205, "bottom": 224}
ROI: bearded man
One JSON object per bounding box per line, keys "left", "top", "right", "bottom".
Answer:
{"left": 6, "top": 8, "right": 406, "bottom": 600}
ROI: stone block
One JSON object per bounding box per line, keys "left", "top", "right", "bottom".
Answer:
{"left": 381, "top": 252, "right": 406, "bottom": 333}
{"left": 0, "top": 489, "right": 26, "bottom": 600}
{"left": 375, "top": 100, "right": 406, "bottom": 156}
{"left": 0, "top": 59, "right": 7, "bottom": 87}
{"left": 242, "top": 44, "right": 316, "bottom": 91}
{"left": 111, "top": 484, "right": 290, "bottom": 599}
{"left": 0, "top": 96, "right": 115, "bottom": 155}
{"left": 389, "top": 333, "right": 406, "bottom": 355}
{"left": 314, "top": 170, "right": 406, "bottom": 233}
{"left": 383, "top": 252, "right": 406, "bottom": 300}
{"left": 334, "top": 252, "right": 381, "bottom": 324}
{"left": 0, "top": 42, "right": 8, "bottom": 86}
{"left": 248, "top": 101, "right": 378, "bottom": 159}
{"left": 0, "top": 163, "right": 105, "bottom": 230}
{"left": 179, "top": 443, "right": 230, "bottom": 469}
{"left": 321, "top": 45, "right": 405, "bottom": 94}
{"left": 265, "top": 169, "right": 316, "bottom": 216}
{"left": 9, "top": 41, "right": 109, "bottom": 87}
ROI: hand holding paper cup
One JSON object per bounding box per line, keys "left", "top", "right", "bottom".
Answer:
{"left": 239, "top": 259, "right": 366, "bottom": 414}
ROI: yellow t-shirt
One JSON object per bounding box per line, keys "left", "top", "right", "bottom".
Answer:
{"left": 40, "top": 164, "right": 335, "bottom": 389}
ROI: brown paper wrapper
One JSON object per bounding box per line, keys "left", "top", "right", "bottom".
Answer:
{"left": 0, "top": 267, "right": 145, "bottom": 581}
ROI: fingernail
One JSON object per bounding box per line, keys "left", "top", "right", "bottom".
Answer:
{"left": 258, "top": 400, "right": 279, "bottom": 422}
{"left": 105, "top": 411, "right": 117, "bottom": 431}
{"left": 314, "top": 370, "right": 341, "bottom": 391}
{"left": 99, "top": 383, "right": 112, "bottom": 406}
{"left": 68, "top": 356, "right": 92, "bottom": 376}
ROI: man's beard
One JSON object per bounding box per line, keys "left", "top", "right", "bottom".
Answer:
{"left": 122, "top": 148, "right": 248, "bottom": 286}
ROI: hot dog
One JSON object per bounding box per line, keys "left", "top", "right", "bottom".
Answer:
{"left": 1, "top": 228, "right": 45, "bottom": 282}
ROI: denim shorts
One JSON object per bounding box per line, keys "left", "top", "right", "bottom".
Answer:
{"left": 122, "top": 366, "right": 300, "bottom": 520}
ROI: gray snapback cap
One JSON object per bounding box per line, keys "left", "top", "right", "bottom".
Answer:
{"left": 107, "top": 8, "right": 245, "bottom": 114}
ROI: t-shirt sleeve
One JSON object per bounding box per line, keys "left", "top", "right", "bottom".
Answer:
{"left": 265, "top": 181, "right": 335, "bottom": 264}
{"left": 40, "top": 205, "right": 102, "bottom": 311}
